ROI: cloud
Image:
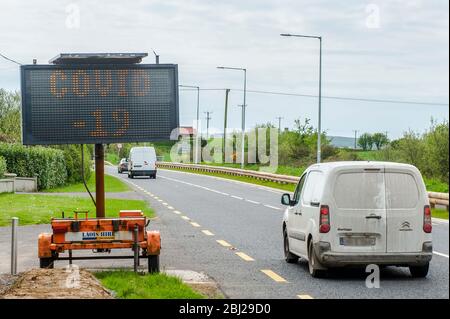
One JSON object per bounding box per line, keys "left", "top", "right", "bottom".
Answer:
{"left": 0, "top": 0, "right": 448, "bottom": 138}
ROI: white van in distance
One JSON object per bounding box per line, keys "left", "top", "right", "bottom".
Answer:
{"left": 282, "top": 161, "right": 433, "bottom": 278}
{"left": 128, "top": 147, "right": 157, "bottom": 179}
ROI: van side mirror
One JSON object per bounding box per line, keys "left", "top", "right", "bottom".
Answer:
{"left": 281, "top": 193, "right": 293, "bottom": 206}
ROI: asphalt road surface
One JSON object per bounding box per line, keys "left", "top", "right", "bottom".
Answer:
{"left": 0, "top": 166, "right": 447, "bottom": 299}
{"left": 108, "top": 167, "right": 449, "bottom": 299}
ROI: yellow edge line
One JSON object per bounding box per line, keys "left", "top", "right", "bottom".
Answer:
{"left": 236, "top": 252, "right": 255, "bottom": 261}
{"left": 261, "top": 269, "right": 287, "bottom": 283}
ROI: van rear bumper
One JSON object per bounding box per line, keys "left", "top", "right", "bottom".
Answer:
{"left": 130, "top": 170, "right": 156, "bottom": 176}
{"left": 314, "top": 241, "right": 433, "bottom": 267}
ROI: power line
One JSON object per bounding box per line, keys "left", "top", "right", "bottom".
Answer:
{"left": 180, "top": 87, "right": 448, "bottom": 107}
{"left": 0, "top": 53, "right": 22, "bottom": 66}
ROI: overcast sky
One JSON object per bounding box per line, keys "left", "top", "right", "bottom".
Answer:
{"left": 0, "top": 0, "right": 448, "bottom": 138}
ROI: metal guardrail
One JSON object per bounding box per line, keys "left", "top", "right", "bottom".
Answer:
{"left": 157, "top": 162, "right": 449, "bottom": 211}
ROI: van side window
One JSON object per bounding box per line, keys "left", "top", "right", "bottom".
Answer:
{"left": 302, "top": 171, "right": 324, "bottom": 205}
{"left": 293, "top": 174, "right": 307, "bottom": 205}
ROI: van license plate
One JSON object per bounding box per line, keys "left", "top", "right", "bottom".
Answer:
{"left": 340, "top": 237, "right": 376, "bottom": 246}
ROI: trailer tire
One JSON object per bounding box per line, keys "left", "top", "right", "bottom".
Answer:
{"left": 148, "top": 255, "right": 160, "bottom": 273}
{"left": 39, "top": 257, "right": 54, "bottom": 269}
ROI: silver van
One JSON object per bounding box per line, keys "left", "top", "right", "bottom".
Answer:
{"left": 282, "top": 161, "right": 433, "bottom": 278}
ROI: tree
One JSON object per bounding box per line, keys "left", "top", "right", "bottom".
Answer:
{"left": 358, "top": 133, "right": 374, "bottom": 151}
{"left": 372, "top": 132, "right": 389, "bottom": 150}
{"left": 0, "top": 89, "right": 21, "bottom": 143}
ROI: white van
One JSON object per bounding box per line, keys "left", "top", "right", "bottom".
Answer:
{"left": 128, "top": 147, "right": 157, "bottom": 179}
{"left": 282, "top": 161, "right": 433, "bottom": 278}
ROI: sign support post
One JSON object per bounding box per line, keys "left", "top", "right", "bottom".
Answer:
{"left": 95, "top": 144, "right": 105, "bottom": 218}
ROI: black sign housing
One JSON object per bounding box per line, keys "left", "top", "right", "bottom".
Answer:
{"left": 20, "top": 63, "right": 179, "bottom": 145}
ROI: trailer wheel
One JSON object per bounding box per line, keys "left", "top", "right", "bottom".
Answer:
{"left": 148, "top": 255, "right": 160, "bottom": 273}
{"left": 39, "top": 257, "right": 54, "bottom": 269}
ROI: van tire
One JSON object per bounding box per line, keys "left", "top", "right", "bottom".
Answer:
{"left": 409, "top": 263, "right": 429, "bottom": 278}
{"left": 283, "top": 228, "right": 298, "bottom": 263}
{"left": 308, "top": 240, "right": 326, "bottom": 278}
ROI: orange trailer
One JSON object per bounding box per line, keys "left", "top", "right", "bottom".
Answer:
{"left": 38, "top": 210, "right": 161, "bottom": 273}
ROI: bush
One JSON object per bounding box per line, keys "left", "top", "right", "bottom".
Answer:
{"left": 0, "top": 143, "right": 67, "bottom": 189}
{"left": 53, "top": 145, "right": 92, "bottom": 184}
{"left": 0, "top": 156, "right": 6, "bottom": 178}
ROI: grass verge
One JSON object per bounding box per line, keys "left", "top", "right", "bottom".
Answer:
{"left": 46, "top": 174, "right": 129, "bottom": 193}
{"left": 0, "top": 194, "right": 154, "bottom": 226}
{"left": 95, "top": 271, "right": 205, "bottom": 299}
{"left": 432, "top": 208, "right": 449, "bottom": 220}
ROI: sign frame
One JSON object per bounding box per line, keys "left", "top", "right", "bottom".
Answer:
{"left": 20, "top": 63, "right": 179, "bottom": 145}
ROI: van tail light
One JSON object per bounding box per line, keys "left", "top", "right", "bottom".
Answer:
{"left": 423, "top": 205, "right": 432, "bottom": 233}
{"left": 319, "top": 205, "right": 330, "bottom": 233}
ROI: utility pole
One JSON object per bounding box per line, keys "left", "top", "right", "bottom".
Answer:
{"left": 276, "top": 117, "right": 283, "bottom": 133}
{"left": 223, "top": 89, "right": 230, "bottom": 163}
{"left": 353, "top": 130, "right": 359, "bottom": 149}
{"left": 204, "top": 111, "right": 212, "bottom": 140}
{"left": 217, "top": 66, "right": 247, "bottom": 169}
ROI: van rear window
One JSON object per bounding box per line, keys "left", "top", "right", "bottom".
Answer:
{"left": 386, "top": 173, "right": 419, "bottom": 209}
{"left": 334, "top": 172, "right": 385, "bottom": 209}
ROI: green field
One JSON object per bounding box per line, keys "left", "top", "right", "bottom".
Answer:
{"left": 46, "top": 174, "right": 129, "bottom": 193}
{"left": 0, "top": 194, "right": 153, "bottom": 226}
{"left": 95, "top": 271, "right": 205, "bottom": 299}
{"left": 432, "top": 208, "right": 449, "bottom": 220}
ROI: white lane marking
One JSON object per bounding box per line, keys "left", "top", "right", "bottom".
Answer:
{"left": 231, "top": 195, "right": 243, "bottom": 200}
{"left": 298, "top": 294, "right": 314, "bottom": 299}
{"left": 210, "top": 190, "right": 230, "bottom": 196}
{"left": 432, "top": 218, "right": 449, "bottom": 225}
{"left": 434, "top": 251, "right": 449, "bottom": 258}
{"left": 167, "top": 206, "right": 174, "bottom": 210}
{"left": 162, "top": 202, "right": 168, "bottom": 206}
{"left": 246, "top": 199, "right": 260, "bottom": 205}
{"left": 264, "top": 204, "right": 281, "bottom": 210}
{"left": 202, "top": 230, "right": 214, "bottom": 236}
{"left": 173, "top": 210, "right": 181, "bottom": 215}
{"left": 181, "top": 216, "right": 190, "bottom": 221}
{"left": 190, "top": 222, "right": 201, "bottom": 227}
{"left": 159, "top": 168, "right": 284, "bottom": 194}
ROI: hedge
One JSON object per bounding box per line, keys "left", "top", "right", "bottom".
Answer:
{"left": 0, "top": 143, "right": 67, "bottom": 190}
{"left": 0, "top": 156, "right": 6, "bottom": 178}
{"left": 53, "top": 144, "right": 92, "bottom": 184}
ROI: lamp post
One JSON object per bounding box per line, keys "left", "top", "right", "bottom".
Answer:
{"left": 179, "top": 85, "right": 200, "bottom": 164}
{"left": 217, "top": 66, "right": 247, "bottom": 169}
{"left": 281, "top": 33, "right": 323, "bottom": 163}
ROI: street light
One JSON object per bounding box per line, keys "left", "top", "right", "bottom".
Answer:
{"left": 281, "top": 33, "right": 323, "bottom": 163}
{"left": 217, "top": 66, "right": 247, "bottom": 169}
{"left": 179, "top": 84, "right": 200, "bottom": 164}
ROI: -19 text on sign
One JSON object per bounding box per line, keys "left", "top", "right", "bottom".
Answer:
{"left": 20, "top": 64, "right": 179, "bottom": 145}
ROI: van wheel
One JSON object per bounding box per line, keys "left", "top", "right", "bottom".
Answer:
{"left": 409, "top": 263, "right": 429, "bottom": 278}
{"left": 283, "top": 228, "right": 298, "bottom": 263}
{"left": 148, "top": 255, "right": 160, "bottom": 273}
{"left": 308, "top": 240, "right": 326, "bottom": 278}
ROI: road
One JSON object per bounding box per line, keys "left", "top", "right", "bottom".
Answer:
{"left": 0, "top": 166, "right": 448, "bottom": 299}
{"left": 108, "top": 166, "right": 449, "bottom": 299}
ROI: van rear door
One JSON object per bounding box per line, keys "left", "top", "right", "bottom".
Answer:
{"left": 385, "top": 169, "right": 423, "bottom": 253}
{"left": 331, "top": 166, "right": 387, "bottom": 253}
